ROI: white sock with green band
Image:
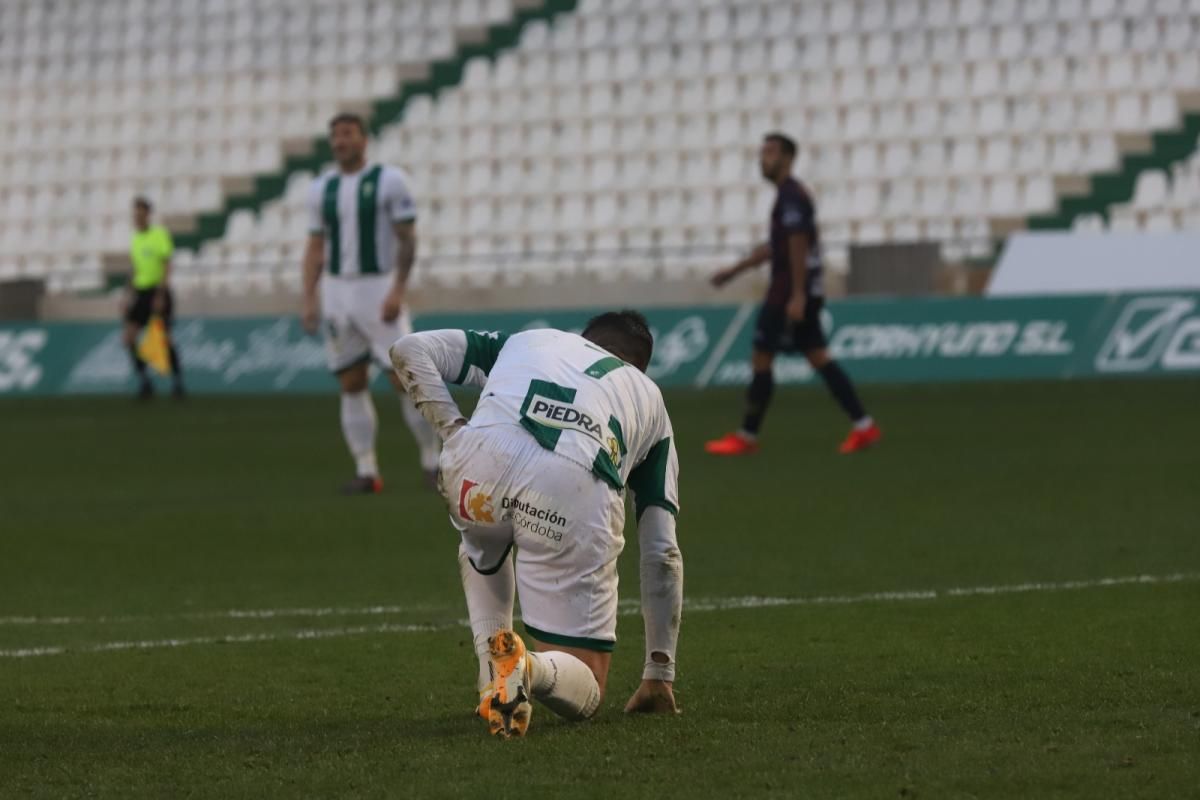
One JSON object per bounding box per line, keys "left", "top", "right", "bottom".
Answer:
{"left": 526, "top": 650, "right": 602, "bottom": 721}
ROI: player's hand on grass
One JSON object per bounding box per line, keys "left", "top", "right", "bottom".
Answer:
{"left": 786, "top": 293, "right": 807, "bottom": 322}
{"left": 301, "top": 296, "right": 320, "bottom": 335}
{"left": 624, "top": 679, "right": 679, "bottom": 715}
{"left": 381, "top": 288, "right": 404, "bottom": 323}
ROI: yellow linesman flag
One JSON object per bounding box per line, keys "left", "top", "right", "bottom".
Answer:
{"left": 137, "top": 316, "right": 172, "bottom": 376}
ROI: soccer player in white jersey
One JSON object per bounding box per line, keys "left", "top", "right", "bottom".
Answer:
{"left": 389, "top": 311, "right": 683, "bottom": 737}
{"left": 301, "top": 113, "right": 440, "bottom": 494}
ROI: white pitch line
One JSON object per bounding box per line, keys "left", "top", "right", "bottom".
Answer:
{"left": 0, "top": 622, "right": 454, "bottom": 659}
{"left": 679, "top": 571, "right": 1200, "bottom": 611}
{"left": 0, "top": 604, "right": 444, "bottom": 627}
{"left": 942, "top": 572, "right": 1197, "bottom": 596}
{"left": 1, "top": 572, "right": 1195, "bottom": 660}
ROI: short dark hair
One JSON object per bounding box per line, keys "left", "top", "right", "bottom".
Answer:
{"left": 329, "top": 112, "right": 367, "bottom": 135}
{"left": 763, "top": 131, "right": 797, "bottom": 159}
{"left": 133, "top": 196, "right": 152, "bottom": 212}
{"left": 581, "top": 310, "right": 654, "bottom": 372}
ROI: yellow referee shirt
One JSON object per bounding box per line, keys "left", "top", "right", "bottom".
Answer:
{"left": 129, "top": 225, "right": 174, "bottom": 290}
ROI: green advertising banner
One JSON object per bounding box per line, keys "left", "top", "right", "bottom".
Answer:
{"left": 1, "top": 293, "right": 1198, "bottom": 396}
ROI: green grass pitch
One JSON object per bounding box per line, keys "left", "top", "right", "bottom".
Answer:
{"left": 2, "top": 380, "right": 1198, "bottom": 798}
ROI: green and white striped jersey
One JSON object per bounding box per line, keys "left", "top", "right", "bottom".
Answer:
{"left": 307, "top": 163, "right": 417, "bottom": 277}
{"left": 391, "top": 328, "right": 680, "bottom": 519}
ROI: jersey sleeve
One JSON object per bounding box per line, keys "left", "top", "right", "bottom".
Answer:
{"left": 636, "top": 505, "right": 682, "bottom": 682}
{"left": 632, "top": 399, "right": 683, "bottom": 680}
{"left": 306, "top": 176, "right": 326, "bottom": 235}
{"left": 779, "top": 186, "right": 817, "bottom": 238}
{"left": 389, "top": 329, "right": 509, "bottom": 441}
{"left": 453, "top": 329, "right": 508, "bottom": 386}
{"left": 627, "top": 409, "right": 680, "bottom": 519}
{"left": 391, "top": 329, "right": 507, "bottom": 386}
{"left": 382, "top": 168, "right": 417, "bottom": 224}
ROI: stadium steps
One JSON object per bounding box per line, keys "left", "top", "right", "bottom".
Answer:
{"left": 167, "top": 0, "right": 579, "bottom": 258}
{"left": 1026, "top": 110, "right": 1200, "bottom": 231}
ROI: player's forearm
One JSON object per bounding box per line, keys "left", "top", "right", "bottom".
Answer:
{"left": 638, "top": 506, "right": 683, "bottom": 682}
{"left": 791, "top": 264, "right": 807, "bottom": 299}
{"left": 741, "top": 243, "right": 771, "bottom": 270}
{"left": 392, "top": 230, "right": 417, "bottom": 294}
{"left": 789, "top": 239, "right": 809, "bottom": 298}
{"left": 389, "top": 331, "right": 469, "bottom": 440}
{"left": 302, "top": 251, "right": 323, "bottom": 297}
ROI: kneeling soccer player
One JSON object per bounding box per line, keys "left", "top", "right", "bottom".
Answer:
{"left": 390, "top": 310, "right": 683, "bottom": 737}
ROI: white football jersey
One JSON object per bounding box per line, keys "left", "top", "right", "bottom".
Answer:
{"left": 399, "top": 328, "right": 680, "bottom": 518}
{"left": 307, "top": 163, "right": 416, "bottom": 277}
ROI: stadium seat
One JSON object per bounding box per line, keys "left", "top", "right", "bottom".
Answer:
{"left": 5, "top": 0, "right": 1200, "bottom": 295}
{"left": 1132, "top": 170, "right": 1171, "bottom": 209}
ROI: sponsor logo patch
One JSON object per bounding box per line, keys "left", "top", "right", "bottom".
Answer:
{"left": 606, "top": 435, "right": 622, "bottom": 468}
{"left": 525, "top": 395, "right": 605, "bottom": 442}
{"left": 458, "top": 479, "right": 495, "bottom": 523}
{"left": 502, "top": 497, "right": 569, "bottom": 543}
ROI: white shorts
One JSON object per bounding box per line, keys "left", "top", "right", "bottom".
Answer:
{"left": 320, "top": 274, "right": 412, "bottom": 373}
{"left": 439, "top": 423, "right": 626, "bottom": 652}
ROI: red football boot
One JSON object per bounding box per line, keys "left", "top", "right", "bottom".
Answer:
{"left": 704, "top": 432, "right": 760, "bottom": 456}
{"left": 839, "top": 422, "right": 882, "bottom": 454}
{"left": 341, "top": 475, "right": 384, "bottom": 494}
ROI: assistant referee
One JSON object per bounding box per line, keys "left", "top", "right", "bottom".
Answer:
{"left": 123, "top": 196, "right": 185, "bottom": 399}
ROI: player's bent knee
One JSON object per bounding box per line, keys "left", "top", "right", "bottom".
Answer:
{"left": 582, "top": 656, "right": 611, "bottom": 703}
{"left": 586, "top": 667, "right": 608, "bottom": 705}
{"left": 531, "top": 640, "right": 610, "bottom": 699}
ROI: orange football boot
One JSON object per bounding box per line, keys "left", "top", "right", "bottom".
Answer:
{"left": 486, "top": 630, "right": 533, "bottom": 738}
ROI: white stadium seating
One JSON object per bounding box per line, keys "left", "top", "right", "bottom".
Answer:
{"left": 1, "top": 0, "right": 1200, "bottom": 294}
{"left": 1102, "top": 142, "right": 1200, "bottom": 231}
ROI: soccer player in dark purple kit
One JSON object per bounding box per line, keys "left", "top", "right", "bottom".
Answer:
{"left": 706, "top": 133, "right": 881, "bottom": 456}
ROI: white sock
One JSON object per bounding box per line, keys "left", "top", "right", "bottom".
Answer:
{"left": 457, "top": 544, "right": 514, "bottom": 694}
{"left": 399, "top": 394, "right": 441, "bottom": 472}
{"left": 526, "top": 650, "right": 602, "bottom": 721}
{"left": 340, "top": 390, "right": 378, "bottom": 477}
{"left": 854, "top": 415, "right": 875, "bottom": 431}
{"left": 736, "top": 429, "right": 757, "bottom": 443}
